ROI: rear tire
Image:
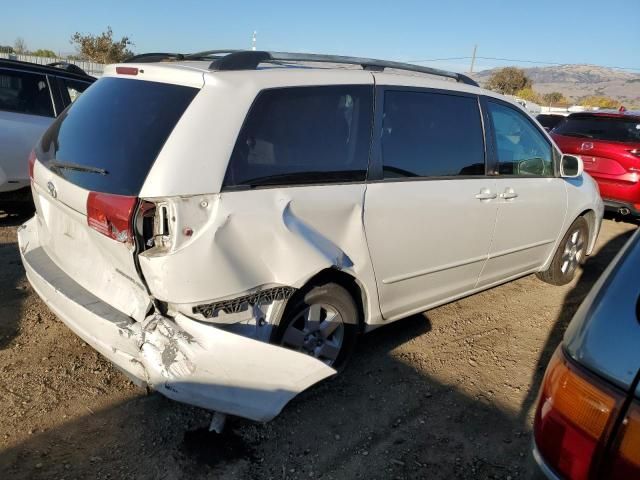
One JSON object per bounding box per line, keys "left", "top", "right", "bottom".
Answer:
{"left": 274, "top": 283, "right": 358, "bottom": 372}
{"left": 536, "top": 216, "right": 589, "bottom": 286}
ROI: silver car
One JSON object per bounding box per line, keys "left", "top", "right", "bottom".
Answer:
{"left": 0, "top": 59, "right": 93, "bottom": 203}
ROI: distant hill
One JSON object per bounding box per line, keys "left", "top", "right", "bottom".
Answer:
{"left": 472, "top": 64, "right": 640, "bottom": 105}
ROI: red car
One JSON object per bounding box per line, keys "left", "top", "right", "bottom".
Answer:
{"left": 551, "top": 112, "right": 640, "bottom": 217}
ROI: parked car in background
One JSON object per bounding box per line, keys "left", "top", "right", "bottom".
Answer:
{"left": 19, "top": 50, "right": 603, "bottom": 422}
{"left": 0, "top": 59, "right": 94, "bottom": 206}
{"left": 536, "top": 113, "right": 567, "bottom": 131}
{"left": 551, "top": 112, "right": 640, "bottom": 218}
{"left": 533, "top": 228, "right": 640, "bottom": 480}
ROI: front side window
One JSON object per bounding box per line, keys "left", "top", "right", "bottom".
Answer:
{"left": 223, "top": 85, "right": 373, "bottom": 188}
{"left": 488, "top": 101, "right": 553, "bottom": 176}
{"left": 0, "top": 69, "right": 54, "bottom": 117}
{"left": 381, "top": 90, "right": 485, "bottom": 178}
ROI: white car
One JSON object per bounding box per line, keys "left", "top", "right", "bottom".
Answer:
{"left": 0, "top": 59, "right": 93, "bottom": 203}
{"left": 18, "top": 51, "right": 604, "bottom": 422}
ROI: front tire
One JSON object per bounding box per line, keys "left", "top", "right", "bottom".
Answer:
{"left": 536, "top": 216, "right": 589, "bottom": 286}
{"left": 274, "top": 283, "right": 358, "bottom": 372}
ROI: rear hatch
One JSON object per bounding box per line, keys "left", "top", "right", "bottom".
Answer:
{"left": 551, "top": 115, "right": 640, "bottom": 178}
{"left": 31, "top": 75, "right": 200, "bottom": 321}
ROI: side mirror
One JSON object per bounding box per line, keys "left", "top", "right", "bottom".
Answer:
{"left": 560, "top": 154, "right": 583, "bottom": 178}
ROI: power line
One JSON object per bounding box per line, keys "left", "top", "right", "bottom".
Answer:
{"left": 406, "top": 55, "right": 640, "bottom": 73}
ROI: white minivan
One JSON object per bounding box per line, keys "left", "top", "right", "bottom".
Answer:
{"left": 19, "top": 51, "right": 603, "bottom": 422}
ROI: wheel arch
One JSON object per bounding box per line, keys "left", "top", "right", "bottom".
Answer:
{"left": 286, "top": 268, "right": 367, "bottom": 333}
{"left": 579, "top": 208, "right": 598, "bottom": 255}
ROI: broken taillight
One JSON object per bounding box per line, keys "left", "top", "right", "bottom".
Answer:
{"left": 534, "top": 347, "right": 623, "bottom": 480}
{"left": 28, "top": 149, "right": 36, "bottom": 179}
{"left": 87, "top": 192, "right": 137, "bottom": 244}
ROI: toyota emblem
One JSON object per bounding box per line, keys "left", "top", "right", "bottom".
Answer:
{"left": 47, "top": 181, "right": 57, "bottom": 198}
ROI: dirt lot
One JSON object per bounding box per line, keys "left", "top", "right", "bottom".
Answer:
{"left": 0, "top": 211, "right": 637, "bottom": 480}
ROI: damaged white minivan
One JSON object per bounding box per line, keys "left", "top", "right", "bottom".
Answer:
{"left": 19, "top": 51, "right": 603, "bottom": 422}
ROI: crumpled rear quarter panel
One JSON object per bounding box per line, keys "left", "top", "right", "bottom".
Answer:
{"left": 138, "top": 185, "right": 381, "bottom": 324}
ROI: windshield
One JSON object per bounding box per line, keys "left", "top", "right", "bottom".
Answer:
{"left": 38, "top": 77, "right": 198, "bottom": 195}
{"left": 553, "top": 116, "right": 640, "bottom": 143}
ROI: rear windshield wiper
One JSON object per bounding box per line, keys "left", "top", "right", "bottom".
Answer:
{"left": 48, "top": 160, "right": 109, "bottom": 175}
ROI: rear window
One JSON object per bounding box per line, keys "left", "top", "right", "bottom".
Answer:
{"left": 553, "top": 116, "right": 640, "bottom": 143}
{"left": 536, "top": 114, "right": 565, "bottom": 130}
{"left": 38, "top": 77, "right": 198, "bottom": 195}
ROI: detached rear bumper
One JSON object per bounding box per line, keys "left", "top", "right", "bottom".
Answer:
{"left": 18, "top": 217, "right": 335, "bottom": 422}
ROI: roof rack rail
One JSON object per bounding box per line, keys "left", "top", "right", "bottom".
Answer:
{"left": 123, "top": 52, "right": 186, "bottom": 63}
{"left": 46, "top": 61, "right": 89, "bottom": 76}
{"left": 123, "top": 50, "right": 242, "bottom": 64}
{"left": 208, "top": 50, "right": 479, "bottom": 86}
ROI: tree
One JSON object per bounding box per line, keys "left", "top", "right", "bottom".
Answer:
{"left": 13, "top": 37, "right": 28, "bottom": 54}
{"left": 541, "top": 92, "right": 566, "bottom": 106}
{"left": 485, "top": 67, "right": 532, "bottom": 95}
{"left": 515, "top": 87, "right": 542, "bottom": 104}
{"left": 70, "top": 26, "right": 133, "bottom": 63}
{"left": 31, "top": 49, "right": 57, "bottom": 58}
{"left": 580, "top": 95, "right": 619, "bottom": 109}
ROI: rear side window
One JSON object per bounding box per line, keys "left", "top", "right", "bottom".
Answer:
{"left": 38, "top": 77, "right": 198, "bottom": 196}
{"left": 223, "top": 85, "right": 373, "bottom": 188}
{"left": 554, "top": 115, "right": 640, "bottom": 143}
{"left": 381, "top": 90, "right": 485, "bottom": 178}
{"left": 0, "top": 69, "right": 54, "bottom": 117}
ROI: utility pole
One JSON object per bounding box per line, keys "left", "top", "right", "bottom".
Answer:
{"left": 252, "top": 31, "right": 257, "bottom": 51}
{"left": 469, "top": 44, "right": 477, "bottom": 73}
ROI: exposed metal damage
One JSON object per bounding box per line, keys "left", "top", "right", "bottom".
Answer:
{"left": 193, "top": 285, "right": 296, "bottom": 319}
{"left": 18, "top": 217, "right": 338, "bottom": 422}
{"left": 18, "top": 182, "right": 377, "bottom": 422}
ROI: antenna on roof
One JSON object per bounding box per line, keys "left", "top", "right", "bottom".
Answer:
{"left": 251, "top": 31, "right": 257, "bottom": 51}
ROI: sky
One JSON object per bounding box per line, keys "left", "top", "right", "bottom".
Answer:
{"left": 2, "top": 0, "right": 639, "bottom": 73}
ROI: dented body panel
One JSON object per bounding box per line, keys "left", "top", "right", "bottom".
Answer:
{"left": 18, "top": 217, "right": 335, "bottom": 421}
{"left": 138, "top": 186, "right": 382, "bottom": 326}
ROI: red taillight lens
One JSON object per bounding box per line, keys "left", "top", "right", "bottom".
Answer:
{"left": 115, "top": 66, "right": 138, "bottom": 75}
{"left": 534, "top": 348, "right": 622, "bottom": 480}
{"left": 607, "top": 402, "right": 640, "bottom": 479}
{"left": 28, "top": 149, "right": 36, "bottom": 179}
{"left": 86, "top": 192, "right": 137, "bottom": 244}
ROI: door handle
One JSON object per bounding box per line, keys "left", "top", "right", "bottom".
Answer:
{"left": 475, "top": 188, "right": 497, "bottom": 201}
{"left": 500, "top": 187, "right": 518, "bottom": 200}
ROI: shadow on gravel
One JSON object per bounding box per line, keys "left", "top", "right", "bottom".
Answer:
{"left": 518, "top": 228, "right": 637, "bottom": 424}
{"left": 0, "top": 210, "right": 31, "bottom": 350}
{"left": 3, "top": 224, "right": 635, "bottom": 479}
{"left": 0, "top": 312, "right": 534, "bottom": 480}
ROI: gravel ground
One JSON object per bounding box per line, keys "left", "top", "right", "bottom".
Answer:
{"left": 0, "top": 210, "right": 637, "bottom": 480}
